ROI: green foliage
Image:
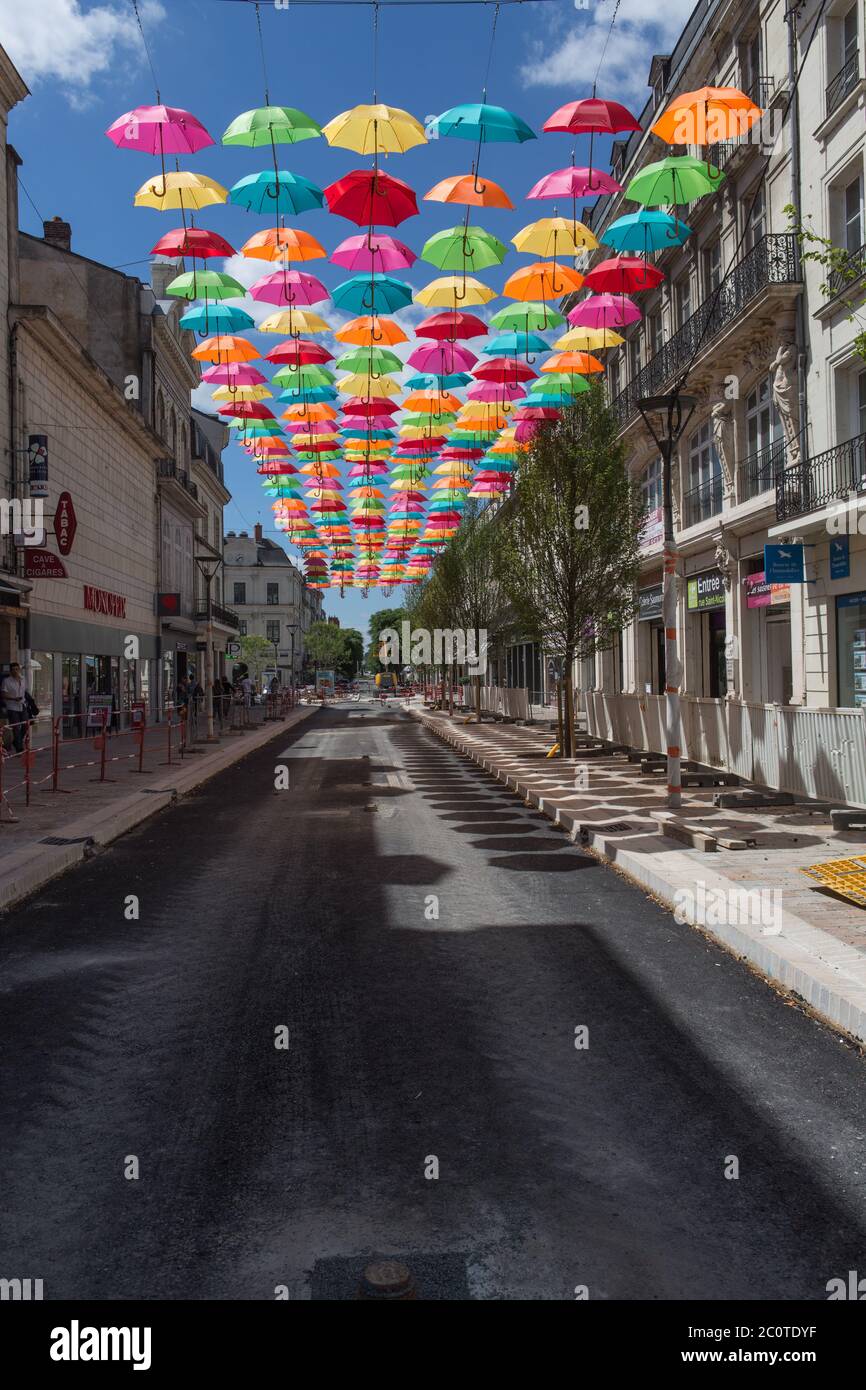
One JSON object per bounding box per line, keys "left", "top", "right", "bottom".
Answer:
{"left": 305, "top": 621, "right": 363, "bottom": 678}
{"left": 494, "top": 384, "right": 643, "bottom": 666}
{"left": 237, "top": 635, "right": 274, "bottom": 681}
{"left": 366, "top": 605, "right": 408, "bottom": 671}
{"left": 340, "top": 627, "right": 364, "bottom": 678}
{"left": 785, "top": 204, "right": 866, "bottom": 359}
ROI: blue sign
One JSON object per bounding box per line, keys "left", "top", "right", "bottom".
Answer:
{"left": 830, "top": 535, "right": 851, "bottom": 580}
{"left": 764, "top": 543, "right": 805, "bottom": 584}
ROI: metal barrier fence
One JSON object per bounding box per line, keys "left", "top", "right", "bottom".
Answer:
{"left": 583, "top": 691, "right": 866, "bottom": 808}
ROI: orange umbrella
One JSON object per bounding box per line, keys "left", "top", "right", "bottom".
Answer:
{"left": 282, "top": 402, "right": 337, "bottom": 421}
{"left": 192, "top": 334, "right": 259, "bottom": 363}
{"left": 299, "top": 460, "right": 342, "bottom": 477}
{"left": 542, "top": 350, "right": 604, "bottom": 374}
{"left": 241, "top": 227, "right": 326, "bottom": 261}
{"left": 402, "top": 390, "right": 463, "bottom": 413}
{"left": 651, "top": 86, "right": 762, "bottom": 145}
{"left": 424, "top": 172, "right": 513, "bottom": 209}
{"left": 334, "top": 315, "right": 408, "bottom": 346}
{"left": 503, "top": 262, "right": 584, "bottom": 301}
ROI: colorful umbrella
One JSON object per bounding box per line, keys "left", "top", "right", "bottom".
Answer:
{"left": 415, "top": 276, "right": 496, "bottom": 308}
{"left": 249, "top": 269, "right": 330, "bottom": 306}
{"left": 222, "top": 106, "right": 322, "bottom": 146}
{"left": 651, "top": 87, "right": 762, "bottom": 145}
{"left": 527, "top": 166, "right": 623, "bottom": 200}
{"left": 240, "top": 227, "right": 326, "bottom": 261}
{"left": 566, "top": 294, "right": 641, "bottom": 329}
{"left": 601, "top": 209, "right": 691, "bottom": 254}
{"left": 331, "top": 234, "right": 415, "bottom": 272}
{"left": 322, "top": 103, "right": 426, "bottom": 155}
{"left": 416, "top": 311, "right": 488, "bottom": 340}
{"left": 431, "top": 103, "right": 535, "bottom": 144}
{"left": 554, "top": 326, "right": 624, "bottom": 351}
{"left": 334, "top": 316, "right": 408, "bottom": 346}
{"left": 106, "top": 105, "right": 213, "bottom": 155}
{"left": 258, "top": 309, "right": 331, "bottom": 335}
{"left": 192, "top": 335, "right": 259, "bottom": 363}
{"left": 490, "top": 301, "right": 565, "bottom": 331}
{"left": 503, "top": 262, "right": 583, "bottom": 301}
{"left": 180, "top": 304, "right": 254, "bottom": 333}
{"left": 482, "top": 331, "right": 550, "bottom": 356}
{"left": 151, "top": 227, "right": 234, "bottom": 258}
{"left": 165, "top": 269, "right": 245, "bottom": 301}
{"left": 625, "top": 155, "right": 724, "bottom": 207}
{"left": 408, "top": 341, "right": 477, "bottom": 373}
{"left": 582, "top": 256, "right": 665, "bottom": 294}
{"left": 421, "top": 225, "right": 507, "bottom": 271}
{"left": 512, "top": 217, "right": 597, "bottom": 257}
{"left": 424, "top": 173, "right": 513, "bottom": 209}
{"left": 331, "top": 275, "right": 413, "bottom": 314}
{"left": 324, "top": 170, "right": 418, "bottom": 226}
{"left": 229, "top": 170, "right": 324, "bottom": 215}
{"left": 543, "top": 98, "right": 640, "bottom": 136}
{"left": 134, "top": 171, "right": 227, "bottom": 211}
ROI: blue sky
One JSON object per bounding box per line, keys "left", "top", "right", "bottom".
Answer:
{"left": 1, "top": 0, "right": 690, "bottom": 640}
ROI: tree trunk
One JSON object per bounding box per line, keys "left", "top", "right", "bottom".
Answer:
{"left": 448, "top": 665, "right": 454, "bottom": 718}
{"left": 563, "top": 653, "right": 575, "bottom": 759}
{"left": 474, "top": 674, "right": 482, "bottom": 723}
{"left": 555, "top": 679, "right": 564, "bottom": 757}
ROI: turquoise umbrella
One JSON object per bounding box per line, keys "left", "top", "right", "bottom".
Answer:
{"left": 602, "top": 209, "right": 692, "bottom": 253}
{"left": 180, "top": 303, "right": 254, "bottom": 332}
{"left": 431, "top": 102, "right": 535, "bottom": 143}
{"left": 482, "top": 331, "right": 551, "bottom": 356}
{"left": 229, "top": 170, "right": 324, "bottom": 214}
{"left": 331, "top": 275, "right": 413, "bottom": 314}
{"left": 404, "top": 372, "right": 472, "bottom": 389}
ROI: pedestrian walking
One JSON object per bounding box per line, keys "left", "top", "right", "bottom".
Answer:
{"left": 1, "top": 662, "right": 34, "bottom": 754}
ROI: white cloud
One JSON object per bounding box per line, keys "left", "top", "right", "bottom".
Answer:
{"left": 519, "top": 0, "right": 696, "bottom": 112}
{"left": 0, "top": 0, "right": 165, "bottom": 95}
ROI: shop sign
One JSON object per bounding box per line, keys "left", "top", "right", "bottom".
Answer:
{"left": 640, "top": 506, "right": 663, "bottom": 549}
{"left": 157, "top": 592, "right": 180, "bottom": 617}
{"left": 830, "top": 535, "right": 851, "bottom": 581}
{"left": 54, "top": 492, "right": 77, "bottom": 555}
{"left": 84, "top": 584, "right": 126, "bottom": 618}
{"left": 28, "top": 435, "right": 48, "bottom": 499}
{"left": 24, "top": 548, "right": 67, "bottom": 579}
{"left": 686, "top": 568, "right": 725, "bottom": 611}
{"left": 744, "top": 572, "right": 791, "bottom": 609}
{"left": 764, "top": 543, "right": 805, "bottom": 584}
{"left": 226, "top": 641, "right": 241, "bottom": 658}
{"left": 86, "top": 694, "right": 113, "bottom": 730}
{"left": 638, "top": 583, "right": 663, "bottom": 621}
{"left": 836, "top": 591, "right": 866, "bottom": 608}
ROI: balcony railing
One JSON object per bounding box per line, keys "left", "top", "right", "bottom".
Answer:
{"left": 157, "top": 458, "right": 199, "bottom": 500}
{"left": 826, "top": 240, "right": 866, "bottom": 300}
{"left": 827, "top": 51, "right": 859, "bottom": 117}
{"left": 610, "top": 235, "right": 801, "bottom": 430}
{"left": 195, "top": 602, "right": 241, "bottom": 629}
{"left": 683, "top": 476, "right": 723, "bottom": 529}
{"left": 737, "top": 439, "right": 787, "bottom": 503}
{"left": 776, "top": 432, "right": 866, "bottom": 521}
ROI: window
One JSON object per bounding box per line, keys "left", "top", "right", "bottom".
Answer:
{"left": 266, "top": 620, "right": 280, "bottom": 644}
{"left": 267, "top": 581, "right": 279, "bottom": 605}
{"left": 703, "top": 240, "right": 722, "bottom": 294}
{"left": 648, "top": 311, "right": 663, "bottom": 357}
{"left": 641, "top": 456, "right": 663, "bottom": 514}
{"left": 686, "top": 422, "right": 722, "bottom": 523}
{"left": 845, "top": 174, "right": 863, "bottom": 252}
{"left": 743, "top": 377, "right": 783, "bottom": 497}
{"left": 629, "top": 336, "right": 641, "bottom": 381}
{"left": 743, "top": 31, "right": 762, "bottom": 104}
{"left": 233, "top": 582, "right": 246, "bottom": 605}
{"left": 608, "top": 357, "right": 621, "bottom": 398}
{"left": 858, "top": 369, "right": 866, "bottom": 436}
{"left": 747, "top": 184, "right": 766, "bottom": 249}
{"left": 844, "top": 2, "right": 859, "bottom": 67}
{"left": 238, "top": 620, "right": 247, "bottom": 637}
{"left": 675, "top": 276, "right": 692, "bottom": 327}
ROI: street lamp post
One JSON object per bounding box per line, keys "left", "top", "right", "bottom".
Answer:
{"left": 637, "top": 392, "right": 696, "bottom": 809}
{"left": 194, "top": 553, "right": 223, "bottom": 743}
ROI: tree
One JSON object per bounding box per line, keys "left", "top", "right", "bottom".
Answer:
{"left": 237, "top": 635, "right": 274, "bottom": 683}
{"left": 367, "top": 606, "right": 407, "bottom": 672}
{"left": 495, "top": 385, "right": 643, "bottom": 757}
{"left": 786, "top": 206, "right": 866, "bottom": 359}
{"left": 305, "top": 621, "right": 349, "bottom": 672}
{"left": 340, "top": 627, "right": 364, "bottom": 678}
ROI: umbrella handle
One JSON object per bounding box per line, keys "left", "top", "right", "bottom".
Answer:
{"left": 371, "top": 321, "right": 383, "bottom": 342}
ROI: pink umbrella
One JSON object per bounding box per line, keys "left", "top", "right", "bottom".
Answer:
{"left": 105, "top": 104, "right": 214, "bottom": 155}
{"left": 347, "top": 462, "right": 390, "bottom": 476}
{"left": 201, "top": 363, "right": 267, "bottom": 385}
{"left": 407, "top": 342, "right": 477, "bottom": 373}
{"left": 515, "top": 419, "right": 546, "bottom": 443}
{"left": 466, "top": 380, "right": 525, "bottom": 402}
{"left": 250, "top": 270, "right": 330, "bottom": 306}
{"left": 284, "top": 421, "right": 338, "bottom": 435}
{"left": 528, "top": 166, "right": 623, "bottom": 200}
{"left": 567, "top": 294, "right": 642, "bottom": 329}
{"left": 331, "top": 234, "right": 416, "bottom": 273}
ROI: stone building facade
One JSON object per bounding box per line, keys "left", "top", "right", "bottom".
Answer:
{"left": 223, "top": 526, "right": 322, "bottom": 683}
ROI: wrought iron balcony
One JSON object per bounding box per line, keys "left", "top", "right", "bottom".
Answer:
{"left": 195, "top": 602, "right": 241, "bottom": 629}
{"left": 683, "top": 476, "right": 723, "bottom": 529}
{"left": 826, "top": 51, "right": 859, "bottom": 117}
{"left": 610, "top": 235, "right": 801, "bottom": 430}
{"left": 737, "top": 440, "right": 787, "bottom": 503}
{"left": 776, "top": 432, "right": 866, "bottom": 521}
{"left": 156, "top": 457, "right": 199, "bottom": 500}
{"left": 826, "top": 241, "right": 866, "bottom": 300}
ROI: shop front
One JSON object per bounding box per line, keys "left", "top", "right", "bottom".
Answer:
{"left": 743, "top": 568, "right": 793, "bottom": 706}
{"left": 637, "top": 582, "right": 665, "bottom": 694}
{"left": 28, "top": 605, "right": 160, "bottom": 737}
{"left": 836, "top": 592, "right": 866, "bottom": 709}
{"left": 686, "top": 567, "right": 727, "bottom": 698}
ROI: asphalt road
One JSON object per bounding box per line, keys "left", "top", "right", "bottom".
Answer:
{"left": 1, "top": 698, "right": 865, "bottom": 1301}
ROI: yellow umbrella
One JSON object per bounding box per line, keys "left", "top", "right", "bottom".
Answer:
{"left": 554, "top": 326, "right": 624, "bottom": 351}
{"left": 458, "top": 400, "right": 514, "bottom": 420}
{"left": 258, "top": 309, "right": 331, "bottom": 335}
{"left": 415, "top": 276, "right": 497, "bottom": 308}
{"left": 134, "top": 171, "right": 228, "bottom": 211}
{"left": 322, "top": 103, "right": 427, "bottom": 155}
{"left": 512, "top": 216, "right": 598, "bottom": 257}
{"left": 337, "top": 374, "right": 402, "bottom": 397}
{"left": 211, "top": 384, "right": 273, "bottom": 402}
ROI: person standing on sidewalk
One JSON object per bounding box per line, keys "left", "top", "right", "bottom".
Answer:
{"left": 1, "top": 662, "right": 31, "bottom": 754}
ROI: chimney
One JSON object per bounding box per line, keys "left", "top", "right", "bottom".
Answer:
{"left": 43, "top": 216, "right": 71, "bottom": 252}
{"left": 150, "top": 258, "right": 182, "bottom": 299}
{"left": 254, "top": 523, "right": 263, "bottom": 543}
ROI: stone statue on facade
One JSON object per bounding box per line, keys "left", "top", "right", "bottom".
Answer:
{"left": 771, "top": 343, "right": 802, "bottom": 466}
{"left": 711, "top": 400, "right": 734, "bottom": 499}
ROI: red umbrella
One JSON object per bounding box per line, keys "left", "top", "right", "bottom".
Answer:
{"left": 216, "top": 402, "right": 275, "bottom": 419}
{"left": 324, "top": 169, "right": 419, "bottom": 227}
{"left": 416, "top": 311, "right": 489, "bottom": 341}
{"left": 151, "top": 226, "right": 235, "bottom": 258}
{"left": 582, "top": 255, "right": 665, "bottom": 294}
{"left": 265, "top": 339, "right": 333, "bottom": 364}
{"left": 543, "top": 98, "right": 640, "bottom": 136}
{"left": 342, "top": 399, "right": 399, "bottom": 417}
{"left": 474, "top": 356, "right": 537, "bottom": 384}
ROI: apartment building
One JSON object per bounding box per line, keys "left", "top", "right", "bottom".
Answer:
{"left": 573, "top": 0, "right": 866, "bottom": 752}
{"left": 223, "top": 526, "right": 323, "bottom": 682}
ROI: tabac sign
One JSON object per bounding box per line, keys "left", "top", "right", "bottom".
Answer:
{"left": 53, "top": 492, "right": 77, "bottom": 555}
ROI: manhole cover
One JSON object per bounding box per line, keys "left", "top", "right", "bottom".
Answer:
{"left": 311, "top": 1251, "right": 470, "bottom": 1300}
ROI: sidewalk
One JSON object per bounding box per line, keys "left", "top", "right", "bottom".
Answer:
{"left": 0, "top": 704, "right": 317, "bottom": 913}
{"left": 414, "top": 708, "right": 866, "bottom": 1044}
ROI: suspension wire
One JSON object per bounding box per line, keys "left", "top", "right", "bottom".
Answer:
{"left": 372, "top": 0, "right": 380, "bottom": 102}
{"left": 592, "top": 0, "right": 622, "bottom": 97}
{"left": 129, "top": 0, "right": 161, "bottom": 101}
{"left": 255, "top": 2, "right": 271, "bottom": 104}
{"left": 481, "top": 0, "right": 500, "bottom": 101}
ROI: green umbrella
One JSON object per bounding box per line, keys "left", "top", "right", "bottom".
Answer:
{"left": 165, "top": 269, "right": 246, "bottom": 301}
{"left": 528, "top": 373, "right": 590, "bottom": 395}
{"left": 421, "top": 224, "right": 508, "bottom": 272}
{"left": 335, "top": 346, "right": 404, "bottom": 374}
{"left": 489, "top": 301, "right": 565, "bottom": 331}
{"left": 222, "top": 106, "right": 322, "bottom": 147}
{"left": 271, "top": 364, "right": 335, "bottom": 388}
{"left": 625, "top": 155, "right": 724, "bottom": 208}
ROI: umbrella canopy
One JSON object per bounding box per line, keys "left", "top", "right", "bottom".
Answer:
{"left": 192, "top": 335, "right": 258, "bottom": 363}
{"left": 240, "top": 227, "right": 326, "bottom": 262}
{"left": 651, "top": 86, "right": 762, "bottom": 145}
{"left": 322, "top": 103, "right": 426, "bottom": 155}
{"left": 482, "top": 331, "right": 550, "bottom": 356}
{"left": 490, "top": 301, "right": 565, "bottom": 331}
{"left": 331, "top": 233, "right": 415, "bottom": 273}
{"left": 567, "top": 294, "right": 642, "bottom": 329}
{"left": 202, "top": 363, "right": 267, "bottom": 385}
{"left": 165, "top": 269, "right": 245, "bottom": 301}
{"left": 106, "top": 104, "right": 213, "bottom": 154}
{"left": 408, "top": 341, "right": 477, "bottom": 373}
{"left": 229, "top": 170, "right": 324, "bottom": 215}
{"left": 503, "top": 262, "right": 583, "bottom": 301}
{"left": 324, "top": 169, "right": 418, "bottom": 226}
{"left": 258, "top": 309, "right": 331, "bottom": 335}
{"left": 335, "top": 346, "right": 404, "bottom": 374}
{"left": 416, "top": 311, "right": 489, "bottom": 340}
{"left": 582, "top": 255, "right": 665, "bottom": 294}
{"left": 625, "top": 155, "right": 724, "bottom": 207}
{"left": 151, "top": 227, "right": 234, "bottom": 259}
{"left": 431, "top": 103, "right": 535, "bottom": 143}
{"left": 527, "top": 166, "right": 622, "bottom": 200}
{"left": 134, "top": 171, "right": 227, "bottom": 211}
{"left": 334, "top": 316, "right": 408, "bottom": 346}
{"left": 331, "top": 275, "right": 413, "bottom": 315}
{"left": 543, "top": 97, "right": 640, "bottom": 135}
{"left": 554, "top": 325, "right": 624, "bottom": 351}
{"left": 421, "top": 225, "right": 508, "bottom": 271}
{"left": 424, "top": 173, "right": 513, "bottom": 208}
{"left": 602, "top": 209, "right": 691, "bottom": 254}
{"left": 542, "top": 351, "right": 604, "bottom": 374}
{"left": 512, "top": 217, "right": 597, "bottom": 257}
{"left": 249, "top": 269, "right": 330, "bottom": 306}
{"left": 474, "top": 356, "right": 536, "bottom": 384}
{"left": 180, "top": 304, "right": 254, "bottom": 333}
{"left": 415, "top": 276, "right": 496, "bottom": 308}
{"left": 222, "top": 105, "right": 322, "bottom": 146}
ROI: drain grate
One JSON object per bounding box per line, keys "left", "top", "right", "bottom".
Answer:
{"left": 40, "top": 835, "right": 95, "bottom": 846}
